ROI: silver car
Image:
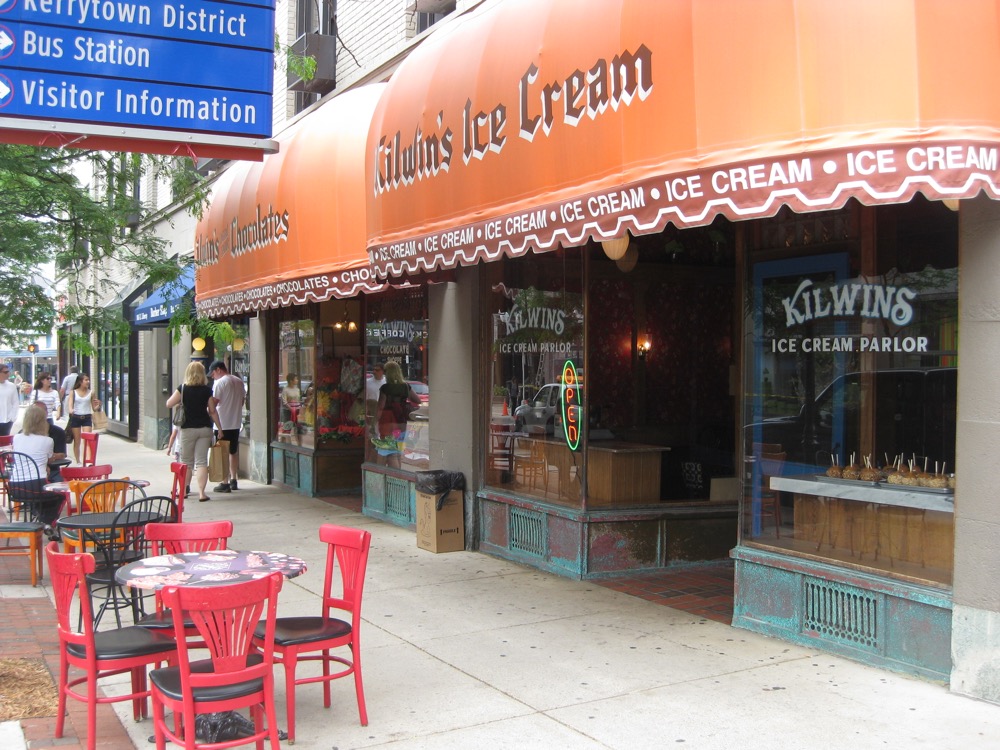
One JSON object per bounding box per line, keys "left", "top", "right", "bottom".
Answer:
{"left": 514, "top": 383, "right": 562, "bottom": 435}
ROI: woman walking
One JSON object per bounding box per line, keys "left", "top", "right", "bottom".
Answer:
{"left": 29, "top": 373, "right": 60, "bottom": 424}
{"left": 66, "top": 373, "right": 100, "bottom": 464}
{"left": 165, "top": 361, "right": 222, "bottom": 502}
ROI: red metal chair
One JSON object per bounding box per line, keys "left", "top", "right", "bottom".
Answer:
{"left": 59, "top": 464, "right": 113, "bottom": 515}
{"left": 46, "top": 542, "right": 177, "bottom": 750}
{"left": 145, "top": 519, "right": 233, "bottom": 556}
{"left": 150, "top": 573, "right": 284, "bottom": 750}
{"left": 81, "top": 431, "right": 100, "bottom": 467}
{"left": 137, "top": 520, "right": 235, "bottom": 636}
{"left": 169, "top": 461, "right": 189, "bottom": 521}
{"left": 256, "top": 524, "right": 371, "bottom": 743}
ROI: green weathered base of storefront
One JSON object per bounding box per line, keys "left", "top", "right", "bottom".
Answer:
{"left": 475, "top": 490, "right": 737, "bottom": 579}
{"left": 732, "top": 545, "right": 952, "bottom": 682}
{"left": 362, "top": 466, "right": 417, "bottom": 528}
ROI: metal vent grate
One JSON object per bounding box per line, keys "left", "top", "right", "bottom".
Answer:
{"left": 385, "top": 477, "right": 411, "bottom": 523}
{"left": 509, "top": 507, "right": 546, "bottom": 557}
{"left": 803, "top": 578, "right": 880, "bottom": 651}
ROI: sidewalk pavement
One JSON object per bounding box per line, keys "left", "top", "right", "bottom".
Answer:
{"left": 4, "top": 432, "right": 1000, "bottom": 749}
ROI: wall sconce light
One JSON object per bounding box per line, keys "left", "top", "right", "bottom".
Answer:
{"left": 231, "top": 337, "right": 246, "bottom": 352}
{"left": 637, "top": 336, "right": 651, "bottom": 360}
{"left": 333, "top": 305, "right": 357, "bottom": 332}
{"left": 601, "top": 231, "right": 630, "bottom": 260}
{"left": 942, "top": 198, "right": 961, "bottom": 212}
{"left": 192, "top": 337, "right": 206, "bottom": 351}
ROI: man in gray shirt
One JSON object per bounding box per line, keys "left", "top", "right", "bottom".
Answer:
{"left": 210, "top": 359, "right": 246, "bottom": 492}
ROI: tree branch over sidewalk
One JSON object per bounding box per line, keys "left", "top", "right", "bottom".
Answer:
{"left": 0, "top": 144, "right": 208, "bottom": 351}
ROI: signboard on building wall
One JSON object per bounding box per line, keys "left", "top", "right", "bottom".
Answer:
{"left": 0, "top": 0, "right": 277, "bottom": 157}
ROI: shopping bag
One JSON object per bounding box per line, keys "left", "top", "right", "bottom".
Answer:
{"left": 91, "top": 408, "right": 108, "bottom": 432}
{"left": 209, "top": 440, "right": 229, "bottom": 482}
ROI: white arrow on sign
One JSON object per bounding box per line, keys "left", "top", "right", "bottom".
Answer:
{"left": 0, "top": 78, "right": 10, "bottom": 100}
{"left": 0, "top": 30, "right": 13, "bottom": 53}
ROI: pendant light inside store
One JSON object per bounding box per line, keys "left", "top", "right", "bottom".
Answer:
{"left": 601, "top": 232, "right": 630, "bottom": 260}
{"left": 334, "top": 305, "right": 357, "bottom": 332}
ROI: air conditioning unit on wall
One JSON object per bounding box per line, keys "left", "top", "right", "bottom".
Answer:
{"left": 287, "top": 32, "right": 337, "bottom": 94}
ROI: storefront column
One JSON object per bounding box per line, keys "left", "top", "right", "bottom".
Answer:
{"left": 427, "top": 266, "right": 479, "bottom": 537}
{"left": 139, "top": 328, "right": 173, "bottom": 450}
{"left": 247, "top": 316, "right": 269, "bottom": 485}
{"left": 951, "top": 195, "right": 1000, "bottom": 704}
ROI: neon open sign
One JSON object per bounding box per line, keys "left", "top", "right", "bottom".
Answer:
{"left": 561, "top": 359, "right": 582, "bottom": 451}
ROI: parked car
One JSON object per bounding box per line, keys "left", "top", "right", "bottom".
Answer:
{"left": 406, "top": 380, "right": 430, "bottom": 419}
{"left": 514, "top": 383, "right": 562, "bottom": 435}
{"left": 747, "top": 368, "right": 956, "bottom": 469}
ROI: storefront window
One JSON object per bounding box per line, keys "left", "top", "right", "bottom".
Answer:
{"left": 276, "top": 319, "right": 317, "bottom": 448}
{"left": 364, "top": 288, "right": 429, "bottom": 471}
{"left": 742, "top": 200, "right": 958, "bottom": 586}
{"left": 228, "top": 323, "right": 250, "bottom": 432}
{"left": 485, "top": 253, "right": 585, "bottom": 506}
{"left": 95, "top": 328, "right": 128, "bottom": 422}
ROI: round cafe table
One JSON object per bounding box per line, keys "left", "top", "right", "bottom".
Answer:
{"left": 117, "top": 549, "right": 306, "bottom": 743}
{"left": 116, "top": 549, "right": 307, "bottom": 590}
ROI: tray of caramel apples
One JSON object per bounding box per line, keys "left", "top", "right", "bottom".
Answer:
{"left": 817, "top": 454, "right": 954, "bottom": 496}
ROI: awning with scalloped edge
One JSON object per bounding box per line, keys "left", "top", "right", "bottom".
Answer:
{"left": 195, "top": 85, "right": 385, "bottom": 318}
{"left": 366, "top": 0, "right": 1000, "bottom": 278}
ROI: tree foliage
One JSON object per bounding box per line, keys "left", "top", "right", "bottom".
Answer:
{"left": 0, "top": 143, "right": 207, "bottom": 352}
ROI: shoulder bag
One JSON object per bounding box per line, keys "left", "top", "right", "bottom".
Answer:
{"left": 172, "top": 386, "right": 186, "bottom": 427}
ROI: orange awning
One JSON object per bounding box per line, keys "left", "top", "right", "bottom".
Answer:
{"left": 366, "top": 0, "right": 1000, "bottom": 277}
{"left": 195, "top": 85, "right": 385, "bottom": 317}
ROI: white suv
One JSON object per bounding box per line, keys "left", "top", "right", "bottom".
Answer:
{"left": 514, "top": 384, "right": 562, "bottom": 435}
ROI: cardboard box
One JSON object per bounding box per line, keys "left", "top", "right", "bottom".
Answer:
{"left": 416, "top": 490, "right": 465, "bottom": 553}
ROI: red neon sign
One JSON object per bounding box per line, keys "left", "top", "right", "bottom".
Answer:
{"left": 561, "top": 359, "right": 582, "bottom": 451}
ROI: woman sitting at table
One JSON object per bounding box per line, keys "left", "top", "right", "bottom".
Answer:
{"left": 166, "top": 361, "right": 223, "bottom": 503}
{"left": 66, "top": 373, "right": 100, "bottom": 464}
{"left": 12, "top": 402, "right": 63, "bottom": 527}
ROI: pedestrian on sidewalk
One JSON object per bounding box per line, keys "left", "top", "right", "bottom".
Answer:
{"left": 0, "top": 364, "right": 19, "bottom": 436}
{"left": 166, "top": 361, "right": 223, "bottom": 503}
{"left": 59, "top": 365, "right": 79, "bottom": 424}
{"left": 209, "top": 359, "right": 245, "bottom": 493}
{"left": 66, "top": 374, "right": 100, "bottom": 464}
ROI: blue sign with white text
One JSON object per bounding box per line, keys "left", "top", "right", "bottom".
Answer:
{"left": 1, "top": 0, "right": 275, "bottom": 51}
{"left": 3, "top": 22, "right": 273, "bottom": 91}
{"left": 0, "top": 0, "right": 275, "bottom": 140}
{"left": 0, "top": 68, "right": 271, "bottom": 136}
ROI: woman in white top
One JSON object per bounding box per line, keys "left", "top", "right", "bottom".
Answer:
{"left": 30, "top": 373, "right": 60, "bottom": 424}
{"left": 12, "top": 405, "right": 64, "bottom": 527}
{"left": 13, "top": 401, "right": 53, "bottom": 477}
{"left": 66, "top": 373, "right": 100, "bottom": 464}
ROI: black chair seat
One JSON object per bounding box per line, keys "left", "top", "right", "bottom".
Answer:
{"left": 136, "top": 608, "right": 195, "bottom": 631}
{"left": 0, "top": 521, "right": 45, "bottom": 533}
{"left": 67, "top": 625, "right": 176, "bottom": 660}
{"left": 150, "top": 654, "right": 264, "bottom": 702}
{"left": 258, "top": 616, "right": 352, "bottom": 647}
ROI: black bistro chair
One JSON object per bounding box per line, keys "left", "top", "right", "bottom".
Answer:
{"left": 86, "top": 495, "right": 178, "bottom": 628}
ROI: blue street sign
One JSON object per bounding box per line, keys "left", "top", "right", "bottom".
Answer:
{"left": 3, "top": 22, "right": 273, "bottom": 92}
{"left": 0, "top": 68, "right": 271, "bottom": 136}
{"left": 0, "top": 0, "right": 275, "bottom": 141}
{"left": 1, "top": 0, "right": 275, "bottom": 52}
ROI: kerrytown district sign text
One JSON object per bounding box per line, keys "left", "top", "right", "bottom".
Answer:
{"left": 0, "top": 0, "right": 274, "bottom": 138}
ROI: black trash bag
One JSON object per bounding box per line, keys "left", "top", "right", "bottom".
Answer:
{"left": 415, "top": 470, "right": 465, "bottom": 510}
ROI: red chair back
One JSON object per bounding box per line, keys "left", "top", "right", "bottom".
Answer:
{"left": 169, "top": 462, "right": 188, "bottom": 520}
{"left": 320, "top": 524, "right": 371, "bottom": 625}
{"left": 62, "top": 464, "right": 113, "bottom": 482}
{"left": 145, "top": 520, "right": 233, "bottom": 555}
{"left": 80, "top": 432, "right": 100, "bottom": 467}
{"left": 0, "top": 434, "right": 13, "bottom": 450}
{"left": 153, "top": 574, "right": 283, "bottom": 748}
